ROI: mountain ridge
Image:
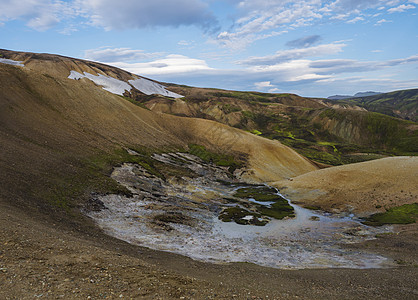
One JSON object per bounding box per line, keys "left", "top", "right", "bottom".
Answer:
{"left": 328, "top": 91, "right": 382, "bottom": 100}
{"left": 334, "top": 88, "right": 418, "bottom": 122}
{"left": 135, "top": 83, "right": 418, "bottom": 166}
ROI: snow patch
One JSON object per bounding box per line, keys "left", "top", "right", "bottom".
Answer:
{"left": 0, "top": 58, "right": 25, "bottom": 67}
{"left": 129, "top": 77, "right": 183, "bottom": 98}
{"left": 68, "top": 71, "right": 131, "bottom": 95}
{"left": 68, "top": 70, "right": 183, "bottom": 98}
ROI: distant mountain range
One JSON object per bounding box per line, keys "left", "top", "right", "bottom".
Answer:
{"left": 330, "top": 89, "right": 418, "bottom": 122}
{"left": 327, "top": 91, "right": 382, "bottom": 100}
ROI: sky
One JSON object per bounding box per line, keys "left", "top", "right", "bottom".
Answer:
{"left": 0, "top": 0, "right": 417, "bottom": 97}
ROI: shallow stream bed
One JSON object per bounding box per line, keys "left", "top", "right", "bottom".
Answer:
{"left": 87, "top": 152, "right": 394, "bottom": 269}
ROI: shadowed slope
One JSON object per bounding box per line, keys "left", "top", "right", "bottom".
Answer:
{"left": 0, "top": 50, "right": 316, "bottom": 217}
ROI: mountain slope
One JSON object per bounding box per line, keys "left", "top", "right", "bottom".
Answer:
{"left": 336, "top": 88, "right": 418, "bottom": 122}
{"left": 0, "top": 49, "right": 316, "bottom": 216}
{"left": 131, "top": 84, "right": 418, "bottom": 166}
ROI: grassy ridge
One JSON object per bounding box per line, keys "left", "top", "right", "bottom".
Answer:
{"left": 337, "top": 89, "right": 418, "bottom": 122}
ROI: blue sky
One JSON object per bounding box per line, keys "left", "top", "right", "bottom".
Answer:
{"left": 1, "top": 0, "right": 417, "bottom": 97}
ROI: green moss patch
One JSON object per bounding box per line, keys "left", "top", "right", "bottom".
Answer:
{"left": 257, "top": 202, "right": 295, "bottom": 220}
{"left": 218, "top": 207, "right": 268, "bottom": 226}
{"left": 188, "top": 144, "right": 244, "bottom": 172}
{"left": 233, "top": 186, "right": 295, "bottom": 220}
{"left": 234, "top": 186, "right": 282, "bottom": 202}
{"left": 250, "top": 129, "right": 263, "bottom": 135}
{"left": 362, "top": 203, "right": 418, "bottom": 226}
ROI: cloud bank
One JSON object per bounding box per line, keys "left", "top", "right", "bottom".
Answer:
{"left": 78, "top": 0, "right": 218, "bottom": 31}
{"left": 0, "top": 0, "right": 218, "bottom": 31}
{"left": 84, "top": 47, "right": 160, "bottom": 62}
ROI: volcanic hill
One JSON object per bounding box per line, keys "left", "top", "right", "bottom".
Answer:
{"left": 0, "top": 49, "right": 417, "bottom": 299}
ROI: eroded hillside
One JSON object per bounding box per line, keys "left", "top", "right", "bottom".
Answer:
{"left": 0, "top": 49, "right": 315, "bottom": 220}
{"left": 334, "top": 89, "right": 418, "bottom": 122}
{"left": 132, "top": 84, "right": 417, "bottom": 166}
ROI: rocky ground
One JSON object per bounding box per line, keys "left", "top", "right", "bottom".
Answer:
{"left": 1, "top": 202, "right": 417, "bottom": 299}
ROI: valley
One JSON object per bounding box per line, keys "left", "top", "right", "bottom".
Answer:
{"left": 0, "top": 49, "right": 417, "bottom": 299}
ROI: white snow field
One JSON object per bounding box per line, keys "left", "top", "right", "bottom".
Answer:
{"left": 68, "top": 71, "right": 131, "bottom": 95}
{"left": 129, "top": 77, "right": 183, "bottom": 98}
{"left": 0, "top": 58, "right": 25, "bottom": 67}
{"left": 68, "top": 71, "right": 183, "bottom": 98}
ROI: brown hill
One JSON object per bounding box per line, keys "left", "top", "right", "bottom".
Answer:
{"left": 275, "top": 156, "right": 418, "bottom": 216}
{"left": 0, "top": 49, "right": 316, "bottom": 214}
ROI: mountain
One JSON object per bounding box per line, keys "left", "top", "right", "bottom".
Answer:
{"left": 0, "top": 49, "right": 417, "bottom": 298}
{"left": 336, "top": 89, "right": 418, "bottom": 122}
{"left": 354, "top": 91, "right": 382, "bottom": 97}
{"left": 327, "top": 91, "right": 382, "bottom": 100}
{"left": 0, "top": 49, "right": 316, "bottom": 213}
{"left": 327, "top": 94, "right": 353, "bottom": 100}
{"left": 131, "top": 84, "right": 417, "bottom": 166}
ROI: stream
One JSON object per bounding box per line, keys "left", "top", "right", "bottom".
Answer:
{"left": 86, "top": 151, "right": 394, "bottom": 269}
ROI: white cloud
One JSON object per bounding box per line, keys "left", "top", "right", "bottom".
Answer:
{"left": 331, "top": 13, "right": 351, "bottom": 20}
{"left": 108, "top": 51, "right": 418, "bottom": 97}
{"left": 287, "top": 73, "right": 330, "bottom": 82}
{"left": 216, "top": 0, "right": 323, "bottom": 48}
{"left": 386, "top": 0, "right": 401, "bottom": 5}
{"left": 375, "top": 18, "right": 392, "bottom": 25}
{"left": 239, "top": 42, "right": 346, "bottom": 66}
{"left": 346, "top": 16, "right": 364, "bottom": 23}
{"left": 309, "top": 54, "right": 418, "bottom": 74}
{"left": 215, "top": 29, "right": 287, "bottom": 50}
{"left": 215, "top": 0, "right": 403, "bottom": 49}
{"left": 409, "top": 0, "right": 418, "bottom": 4}
{"left": 326, "top": 0, "right": 394, "bottom": 12}
{"left": 388, "top": 4, "right": 415, "bottom": 13}
{"left": 0, "top": 0, "right": 74, "bottom": 31}
{"left": 254, "top": 81, "right": 274, "bottom": 89}
{"left": 178, "top": 40, "right": 193, "bottom": 46}
{"left": 107, "top": 54, "right": 213, "bottom": 75}
{"left": 84, "top": 47, "right": 160, "bottom": 62}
